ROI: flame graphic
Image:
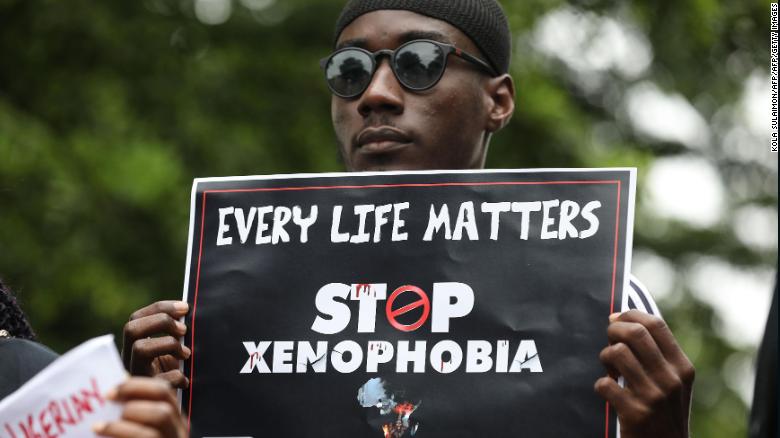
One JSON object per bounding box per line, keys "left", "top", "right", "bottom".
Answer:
{"left": 357, "top": 378, "right": 421, "bottom": 437}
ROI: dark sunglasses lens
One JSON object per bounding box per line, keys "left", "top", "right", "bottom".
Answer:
{"left": 325, "top": 50, "right": 373, "bottom": 97}
{"left": 394, "top": 41, "right": 445, "bottom": 89}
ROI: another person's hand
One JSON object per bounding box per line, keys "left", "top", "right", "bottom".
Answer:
{"left": 595, "top": 310, "right": 695, "bottom": 438}
{"left": 122, "top": 301, "right": 190, "bottom": 389}
{"left": 93, "top": 377, "right": 187, "bottom": 438}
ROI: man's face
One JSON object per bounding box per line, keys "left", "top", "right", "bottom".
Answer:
{"left": 331, "top": 10, "right": 493, "bottom": 171}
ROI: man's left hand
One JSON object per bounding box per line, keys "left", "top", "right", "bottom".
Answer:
{"left": 595, "top": 310, "right": 695, "bottom": 438}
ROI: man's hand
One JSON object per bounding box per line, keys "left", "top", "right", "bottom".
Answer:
{"left": 595, "top": 310, "right": 695, "bottom": 438}
{"left": 93, "top": 377, "right": 187, "bottom": 438}
{"left": 122, "top": 300, "right": 191, "bottom": 389}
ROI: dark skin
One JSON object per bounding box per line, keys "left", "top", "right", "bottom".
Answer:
{"left": 596, "top": 311, "right": 695, "bottom": 438}
{"left": 331, "top": 10, "right": 514, "bottom": 171}
{"left": 93, "top": 377, "right": 187, "bottom": 438}
{"left": 122, "top": 300, "right": 191, "bottom": 389}
{"left": 123, "top": 10, "right": 694, "bottom": 437}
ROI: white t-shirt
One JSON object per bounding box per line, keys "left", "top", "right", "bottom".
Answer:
{"left": 622, "top": 274, "right": 661, "bottom": 317}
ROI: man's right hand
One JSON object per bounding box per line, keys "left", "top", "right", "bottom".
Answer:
{"left": 122, "top": 300, "right": 191, "bottom": 389}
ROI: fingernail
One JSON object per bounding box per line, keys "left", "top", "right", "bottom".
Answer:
{"left": 92, "top": 422, "right": 107, "bottom": 433}
{"left": 609, "top": 312, "right": 622, "bottom": 323}
{"left": 174, "top": 302, "right": 189, "bottom": 313}
{"left": 176, "top": 321, "right": 187, "bottom": 333}
{"left": 105, "top": 387, "right": 118, "bottom": 401}
{"left": 183, "top": 346, "right": 192, "bottom": 359}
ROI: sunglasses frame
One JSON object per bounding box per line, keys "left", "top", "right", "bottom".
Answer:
{"left": 320, "top": 39, "right": 498, "bottom": 98}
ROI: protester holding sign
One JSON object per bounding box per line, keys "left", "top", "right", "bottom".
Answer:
{"left": 121, "top": 1, "right": 695, "bottom": 437}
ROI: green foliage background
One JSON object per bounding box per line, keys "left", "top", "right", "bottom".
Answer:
{"left": 0, "top": 1, "right": 775, "bottom": 436}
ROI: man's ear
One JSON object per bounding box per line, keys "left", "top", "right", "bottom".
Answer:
{"left": 483, "top": 74, "right": 515, "bottom": 133}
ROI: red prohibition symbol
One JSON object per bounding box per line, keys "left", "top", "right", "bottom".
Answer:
{"left": 385, "top": 285, "right": 431, "bottom": 332}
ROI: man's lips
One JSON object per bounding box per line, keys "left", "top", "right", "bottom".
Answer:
{"left": 355, "top": 127, "right": 412, "bottom": 154}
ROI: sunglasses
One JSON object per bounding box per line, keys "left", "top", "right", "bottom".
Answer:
{"left": 320, "top": 39, "right": 497, "bottom": 98}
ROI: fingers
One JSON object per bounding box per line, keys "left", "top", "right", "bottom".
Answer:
{"left": 130, "top": 337, "right": 191, "bottom": 376}
{"left": 122, "top": 301, "right": 189, "bottom": 370}
{"left": 121, "top": 400, "right": 180, "bottom": 438}
{"left": 157, "top": 370, "right": 190, "bottom": 389}
{"left": 596, "top": 311, "right": 694, "bottom": 437}
{"left": 613, "top": 311, "right": 695, "bottom": 385}
{"left": 129, "top": 301, "right": 189, "bottom": 322}
{"left": 125, "top": 313, "right": 187, "bottom": 342}
{"left": 157, "top": 355, "right": 183, "bottom": 371}
{"left": 605, "top": 312, "right": 688, "bottom": 396}
{"left": 109, "top": 377, "right": 178, "bottom": 406}
{"left": 598, "top": 343, "right": 656, "bottom": 395}
{"left": 594, "top": 376, "right": 635, "bottom": 415}
{"left": 96, "top": 377, "right": 186, "bottom": 438}
{"left": 607, "top": 321, "right": 666, "bottom": 371}
{"left": 93, "top": 420, "right": 161, "bottom": 438}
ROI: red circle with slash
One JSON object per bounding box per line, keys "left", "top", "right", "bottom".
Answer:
{"left": 385, "top": 285, "right": 431, "bottom": 332}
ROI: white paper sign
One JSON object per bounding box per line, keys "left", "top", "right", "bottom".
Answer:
{"left": 0, "top": 335, "right": 125, "bottom": 438}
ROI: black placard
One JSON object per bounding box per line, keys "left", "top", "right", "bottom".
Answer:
{"left": 181, "top": 169, "right": 635, "bottom": 438}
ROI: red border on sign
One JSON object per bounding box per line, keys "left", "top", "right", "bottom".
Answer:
{"left": 185, "top": 179, "right": 623, "bottom": 438}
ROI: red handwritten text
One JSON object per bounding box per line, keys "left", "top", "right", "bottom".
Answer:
{"left": 3, "top": 377, "right": 105, "bottom": 438}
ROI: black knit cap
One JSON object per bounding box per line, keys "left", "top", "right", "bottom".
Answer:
{"left": 334, "top": 0, "right": 511, "bottom": 75}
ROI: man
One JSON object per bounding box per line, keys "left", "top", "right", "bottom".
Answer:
{"left": 122, "top": 1, "right": 695, "bottom": 437}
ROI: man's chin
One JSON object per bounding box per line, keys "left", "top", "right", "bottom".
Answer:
{"left": 348, "top": 160, "right": 432, "bottom": 172}
{"left": 346, "top": 149, "right": 424, "bottom": 172}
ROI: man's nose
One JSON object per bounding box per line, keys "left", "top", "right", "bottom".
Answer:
{"left": 357, "top": 58, "right": 404, "bottom": 117}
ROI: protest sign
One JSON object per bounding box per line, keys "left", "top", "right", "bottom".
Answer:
{"left": 180, "top": 169, "right": 636, "bottom": 437}
{"left": 0, "top": 335, "right": 125, "bottom": 438}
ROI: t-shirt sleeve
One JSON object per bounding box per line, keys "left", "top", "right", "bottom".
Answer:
{"left": 621, "top": 274, "right": 662, "bottom": 318}
{"left": 0, "top": 338, "right": 59, "bottom": 400}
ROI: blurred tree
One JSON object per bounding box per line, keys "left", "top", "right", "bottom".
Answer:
{"left": 0, "top": 0, "right": 775, "bottom": 437}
